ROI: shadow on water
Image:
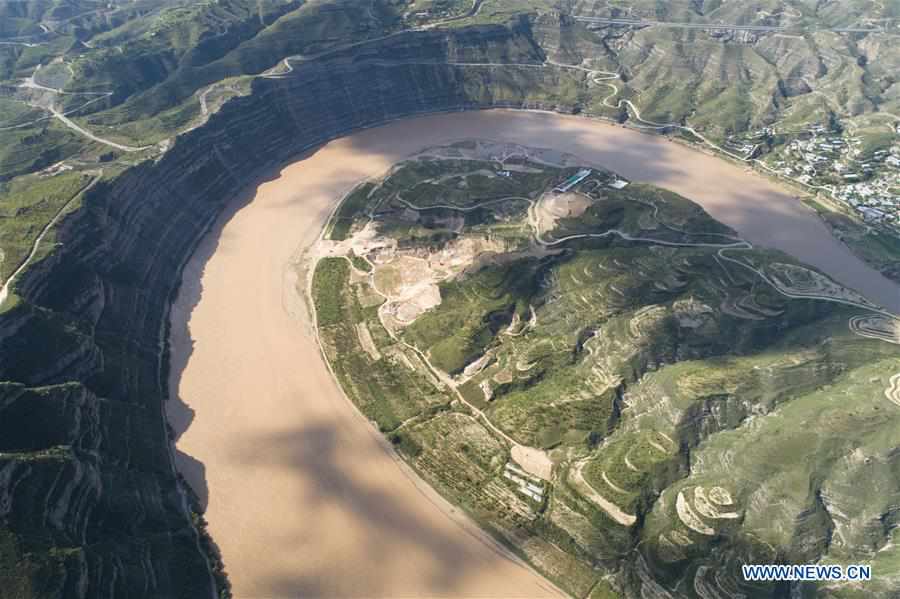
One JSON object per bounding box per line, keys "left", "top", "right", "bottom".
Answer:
{"left": 161, "top": 130, "right": 568, "bottom": 595}
{"left": 232, "top": 420, "right": 557, "bottom": 598}
{"left": 162, "top": 108, "right": 900, "bottom": 598}
{"left": 165, "top": 159, "right": 310, "bottom": 512}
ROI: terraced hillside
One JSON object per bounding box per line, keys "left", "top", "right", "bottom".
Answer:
{"left": 1, "top": 1, "right": 900, "bottom": 597}
{"left": 2, "top": 0, "right": 900, "bottom": 294}
{"left": 312, "top": 141, "right": 900, "bottom": 598}
{"left": 1, "top": 20, "right": 628, "bottom": 596}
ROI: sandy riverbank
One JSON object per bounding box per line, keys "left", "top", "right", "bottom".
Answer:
{"left": 167, "top": 110, "right": 900, "bottom": 598}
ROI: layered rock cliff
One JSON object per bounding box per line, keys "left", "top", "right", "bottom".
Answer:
{"left": 0, "top": 21, "right": 590, "bottom": 598}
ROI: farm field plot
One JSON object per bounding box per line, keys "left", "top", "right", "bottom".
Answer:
{"left": 313, "top": 141, "right": 900, "bottom": 598}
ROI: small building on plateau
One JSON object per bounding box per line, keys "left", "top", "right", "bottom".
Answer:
{"left": 554, "top": 169, "right": 592, "bottom": 192}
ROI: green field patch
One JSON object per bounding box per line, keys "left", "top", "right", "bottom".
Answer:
{"left": 404, "top": 258, "right": 546, "bottom": 374}
{"left": 489, "top": 366, "right": 617, "bottom": 449}
{"left": 313, "top": 258, "right": 450, "bottom": 431}
{"left": 0, "top": 171, "right": 93, "bottom": 282}
{"left": 348, "top": 251, "right": 372, "bottom": 273}
{"left": 584, "top": 433, "right": 676, "bottom": 514}
{"left": 328, "top": 182, "right": 375, "bottom": 241}
{"left": 314, "top": 146, "right": 900, "bottom": 597}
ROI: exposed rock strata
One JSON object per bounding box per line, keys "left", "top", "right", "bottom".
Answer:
{"left": 0, "top": 22, "right": 586, "bottom": 597}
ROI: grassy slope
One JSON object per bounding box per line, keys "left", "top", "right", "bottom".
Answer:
{"left": 3, "top": 0, "right": 900, "bottom": 594}
{"left": 313, "top": 154, "right": 900, "bottom": 597}
{"left": 4, "top": 0, "right": 900, "bottom": 307}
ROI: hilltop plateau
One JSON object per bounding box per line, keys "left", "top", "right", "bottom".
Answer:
{"left": 1, "top": 1, "right": 899, "bottom": 597}
{"left": 313, "top": 141, "right": 900, "bottom": 598}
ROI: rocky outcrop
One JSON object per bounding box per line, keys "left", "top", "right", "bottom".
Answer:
{"left": 0, "top": 22, "right": 585, "bottom": 598}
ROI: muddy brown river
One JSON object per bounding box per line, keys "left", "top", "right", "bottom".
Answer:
{"left": 167, "top": 110, "right": 900, "bottom": 598}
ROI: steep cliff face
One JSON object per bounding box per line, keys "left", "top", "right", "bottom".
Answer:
{"left": 0, "top": 22, "right": 580, "bottom": 598}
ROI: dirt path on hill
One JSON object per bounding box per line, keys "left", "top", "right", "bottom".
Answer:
{"left": 167, "top": 109, "right": 900, "bottom": 598}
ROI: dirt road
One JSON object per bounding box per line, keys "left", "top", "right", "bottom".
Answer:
{"left": 168, "top": 110, "right": 900, "bottom": 598}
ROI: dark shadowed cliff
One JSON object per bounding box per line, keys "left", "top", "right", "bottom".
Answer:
{"left": 0, "top": 21, "right": 585, "bottom": 598}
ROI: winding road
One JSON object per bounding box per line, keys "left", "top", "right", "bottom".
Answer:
{"left": 0, "top": 172, "right": 101, "bottom": 307}
{"left": 7, "top": 66, "right": 151, "bottom": 151}
{"left": 572, "top": 15, "right": 890, "bottom": 34}
{"left": 168, "top": 109, "right": 900, "bottom": 599}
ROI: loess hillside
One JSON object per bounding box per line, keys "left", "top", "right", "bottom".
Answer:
{"left": 2, "top": 0, "right": 900, "bottom": 293}
{"left": 2, "top": 0, "right": 900, "bottom": 305}
{"left": 313, "top": 141, "right": 900, "bottom": 598}
{"left": 1, "top": 1, "right": 900, "bottom": 597}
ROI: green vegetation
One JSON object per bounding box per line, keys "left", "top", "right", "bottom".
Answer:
{"left": 377, "top": 157, "right": 553, "bottom": 209}
{"left": 405, "top": 260, "right": 542, "bottom": 374}
{"left": 0, "top": 120, "right": 90, "bottom": 183}
{"left": 327, "top": 183, "right": 374, "bottom": 241}
{"left": 0, "top": 170, "right": 92, "bottom": 282}
{"left": 348, "top": 252, "right": 373, "bottom": 273}
{"left": 4, "top": 1, "right": 900, "bottom": 596}
{"left": 3, "top": 0, "right": 900, "bottom": 302}
{"left": 315, "top": 148, "right": 900, "bottom": 598}
{"left": 312, "top": 257, "right": 354, "bottom": 326}
{"left": 433, "top": 0, "right": 556, "bottom": 27}
{"left": 313, "top": 257, "right": 449, "bottom": 431}
{"left": 0, "top": 527, "right": 71, "bottom": 599}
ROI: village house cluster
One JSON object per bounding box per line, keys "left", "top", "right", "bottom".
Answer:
{"left": 760, "top": 123, "right": 900, "bottom": 228}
